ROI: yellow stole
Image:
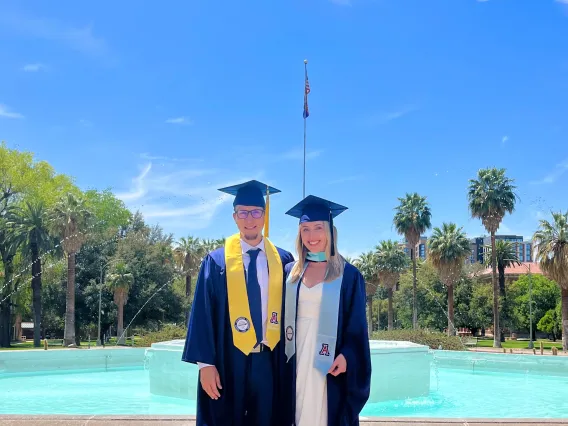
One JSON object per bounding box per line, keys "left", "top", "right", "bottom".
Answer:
{"left": 224, "top": 233, "right": 283, "bottom": 355}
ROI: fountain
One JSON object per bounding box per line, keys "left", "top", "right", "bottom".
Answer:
{"left": 144, "top": 339, "right": 433, "bottom": 403}
{"left": 368, "top": 340, "right": 432, "bottom": 401}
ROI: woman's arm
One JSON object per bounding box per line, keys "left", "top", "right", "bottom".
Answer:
{"left": 339, "top": 267, "right": 372, "bottom": 422}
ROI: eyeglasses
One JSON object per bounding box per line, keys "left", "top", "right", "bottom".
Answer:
{"left": 236, "top": 209, "right": 264, "bottom": 219}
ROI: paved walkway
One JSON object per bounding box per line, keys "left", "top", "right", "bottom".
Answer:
{"left": 468, "top": 347, "right": 568, "bottom": 356}
{"left": 1, "top": 416, "right": 567, "bottom": 425}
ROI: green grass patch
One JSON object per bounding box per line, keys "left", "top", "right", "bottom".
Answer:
{"left": 475, "top": 338, "right": 563, "bottom": 350}
{"left": 0, "top": 340, "right": 94, "bottom": 351}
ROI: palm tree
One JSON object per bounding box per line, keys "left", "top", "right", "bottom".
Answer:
{"left": 533, "top": 211, "right": 568, "bottom": 351}
{"left": 484, "top": 240, "right": 520, "bottom": 341}
{"left": 427, "top": 223, "right": 471, "bottom": 336}
{"left": 394, "top": 193, "right": 432, "bottom": 329}
{"left": 6, "top": 201, "right": 57, "bottom": 347}
{"left": 173, "top": 236, "right": 202, "bottom": 297}
{"left": 0, "top": 217, "right": 22, "bottom": 348}
{"left": 343, "top": 255, "right": 355, "bottom": 264}
{"left": 354, "top": 251, "right": 379, "bottom": 331}
{"left": 107, "top": 261, "right": 134, "bottom": 345}
{"left": 468, "top": 168, "right": 517, "bottom": 347}
{"left": 49, "top": 192, "right": 92, "bottom": 346}
{"left": 375, "top": 240, "right": 409, "bottom": 330}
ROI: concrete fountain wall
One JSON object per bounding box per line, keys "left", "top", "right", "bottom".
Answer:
{"left": 144, "top": 339, "right": 433, "bottom": 402}
{"left": 0, "top": 347, "right": 147, "bottom": 377}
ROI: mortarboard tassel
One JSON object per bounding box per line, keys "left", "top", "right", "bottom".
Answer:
{"left": 264, "top": 186, "right": 270, "bottom": 238}
{"left": 329, "top": 210, "right": 335, "bottom": 257}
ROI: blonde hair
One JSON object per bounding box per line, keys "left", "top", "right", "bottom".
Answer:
{"left": 289, "top": 221, "right": 345, "bottom": 283}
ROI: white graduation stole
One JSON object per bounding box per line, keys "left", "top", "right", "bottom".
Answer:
{"left": 284, "top": 261, "right": 344, "bottom": 374}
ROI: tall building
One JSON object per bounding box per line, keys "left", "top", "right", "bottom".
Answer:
{"left": 403, "top": 235, "right": 428, "bottom": 260}
{"left": 467, "top": 235, "right": 532, "bottom": 264}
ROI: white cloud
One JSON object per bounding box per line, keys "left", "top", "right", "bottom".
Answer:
{"left": 79, "top": 119, "right": 92, "bottom": 127}
{"left": 0, "top": 104, "right": 24, "bottom": 119}
{"left": 114, "top": 160, "right": 256, "bottom": 231}
{"left": 556, "top": 0, "right": 568, "bottom": 4}
{"left": 140, "top": 153, "right": 203, "bottom": 163}
{"left": 531, "top": 158, "right": 568, "bottom": 185}
{"left": 502, "top": 135, "right": 508, "bottom": 144}
{"left": 368, "top": 105, "right": 418, "bottom": 126}
{"left": 22, "top": 63, "right": 46, "bottom": 72}
{"left": 165, "top": 117, "right": 192, "bottom": 125}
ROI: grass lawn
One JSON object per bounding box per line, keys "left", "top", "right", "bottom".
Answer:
{"left": 0, "top": 336, "right": 141, "bottom": 351}
{"left": 474, "top": 338, "right": 563, "bottom": 350}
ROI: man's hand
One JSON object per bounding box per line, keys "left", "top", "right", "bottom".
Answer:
{"left": 200, "top": 365, "right": 222, "bottom": 399}
{"left": 328, "top": 353, "right": 347, "bottom": 376}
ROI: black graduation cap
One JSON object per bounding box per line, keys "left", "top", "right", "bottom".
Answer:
{"left": 285, "top": 195, "right": 348, "bottom": 256}
{"left": 218, "top": 179, "right": 281, "bottom": 208}
{"left": 218, "top": 179, "right": 281, "bottom": 237}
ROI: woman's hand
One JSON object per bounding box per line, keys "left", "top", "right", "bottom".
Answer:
{"left": 328, "top": 353, "right": 347, "bottom": 376}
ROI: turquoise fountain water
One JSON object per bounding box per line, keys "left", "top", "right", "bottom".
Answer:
{"left": 1, "top": 341, "right": 567, "bottom": 418}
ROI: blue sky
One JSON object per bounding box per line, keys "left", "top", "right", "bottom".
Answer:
{"left": 1, "top": 0, "right": 567, "bottom": 258}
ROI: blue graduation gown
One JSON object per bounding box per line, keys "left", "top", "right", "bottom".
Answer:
{"left": 181, "top": 245, "right": 295, "bottom": 426}
{"left": 279, "top": 261, "right": 372, "bottom": 426}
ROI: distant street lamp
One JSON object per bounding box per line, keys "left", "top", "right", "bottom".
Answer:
{"left": 509, "top": 243, "right": 534, "bottom": 350}
{"left": 524, "top": 262, "right": 534, "bottom": 350}
{"left": 511, "top": 244, "right": 534, "bottom": 349}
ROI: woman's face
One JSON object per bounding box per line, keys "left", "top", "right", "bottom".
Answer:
{"left": 300, "top": 221, "right": 328, "bottom": 253}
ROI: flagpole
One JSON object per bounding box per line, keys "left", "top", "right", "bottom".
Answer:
{"left": 303, "top": 59, "right": 308, "bottom": 199}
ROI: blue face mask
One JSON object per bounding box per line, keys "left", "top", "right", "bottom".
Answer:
{"left": 306, "top": 251, "right": 327, "bottom": 262}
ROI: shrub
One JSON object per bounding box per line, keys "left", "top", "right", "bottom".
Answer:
{"left": 371, "top": 329, "right": 466, "bottom": 351}
{"left": 136, "top": 323, "right": 187, "bottom": 347}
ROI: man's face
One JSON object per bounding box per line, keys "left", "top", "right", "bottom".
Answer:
{"left": 233, "top": 205, "right": 265, "bottom": 243}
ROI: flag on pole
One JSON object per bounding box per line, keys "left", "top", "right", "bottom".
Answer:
{"left": 303, "top": 66, "right": 310, "bottom": 119}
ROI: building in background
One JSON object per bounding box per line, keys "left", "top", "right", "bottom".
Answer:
{"left": 467, "top": 235, "right": 532, "bottom": 264}
{"left": 400, "top": 234, "right": 533, "bottom": 265}
{"left": 402, "top": 235, "right": 429, "bottom": 260}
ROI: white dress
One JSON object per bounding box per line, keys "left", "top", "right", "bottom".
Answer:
{"left": 295, "top": 282, "right": 327, "bottom": 426}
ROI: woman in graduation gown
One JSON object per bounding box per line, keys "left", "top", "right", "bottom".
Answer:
{"left": 280, "top": 195, "right": 372, "bottom": 426}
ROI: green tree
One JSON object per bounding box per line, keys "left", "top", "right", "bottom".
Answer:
{"left": 428, "top": 223, "right": 471, "bottom": 336}
{"left": 468, "top": 167, "right": 517, "bottom": 347}
{"left": 107, "top": 261, "right": 134, "bottom": 344}
{"left": 508, "top": 274, "right": 560, "bottom": 339}
{"left": 49, "top": 192, "right": 93, "bottom": 346}
{"left": 6, "top": 201, "right": 59, "bottom": 347}
{"left": 354, "top": 251, "right": 379, "bottom": 331}
{"left": 0, "top": 141, "right": 76, "bottom": 347}
{"left": 84, "top": 189, "right": 131, "bottom": 237}
{"left": 396, "top": 260, "right": 447, "bottom": 331}
{"left": 112, "top": 220, "right": 182, "bottom": 333}
{"left": 454, "top": 276, "right": 492, "bottom": 336}
{"left": 537, "top": 302, "right": 561, "bottom": 341}
{"left": 375, "top": 240, "right": 409, "bottom": 330}
{"left": 173, "top": 236, "right": 203, "bottom": 297}
{"left": 483, "top": 240, "right": 520, "bottom": 340}
{"left": 393, "top": 193, "right": 432, "bottom": 329}
{"left": 533, "top": 211, "right": 568, "bottom": 350}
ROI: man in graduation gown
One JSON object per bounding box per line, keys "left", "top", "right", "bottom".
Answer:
{"left": 279, "top": 195, "right": 372, "bottom": 426}
{"left": 181, "top": 180, "right": 295, "bottom": 426}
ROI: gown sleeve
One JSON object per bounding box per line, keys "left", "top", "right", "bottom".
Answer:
{"left": 181, "top": 255, "right": 217, "bottom": 365}
{"left": 340, "top": 269, "right": 372, "bottom": 423}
